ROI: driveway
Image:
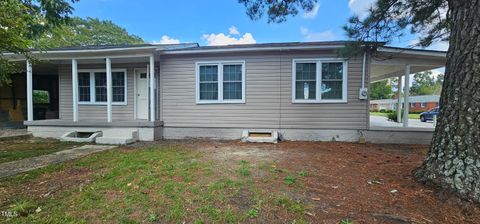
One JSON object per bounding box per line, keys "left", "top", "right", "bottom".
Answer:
{"left": 370, "top": 115, "right": 435, "bottom": 129}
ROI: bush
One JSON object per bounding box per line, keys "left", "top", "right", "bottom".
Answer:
{"left": 387, "top": 110, "right": 403, "bottom": 121}
{"left": 379, "top": 109, "right": 386, "bottom": 113}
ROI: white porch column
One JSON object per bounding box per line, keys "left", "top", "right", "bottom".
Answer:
{"left": 106, "top": 57, "right": 112, "bottom": 123}
{"left": 403, "top": 65, "right": 411, "bottom": 127}
{"left": 396, "top": 75, "right": 403, "bottom": 123}
{"left": 149, "top": 54, "right": 155, "bottom": 122}
{"left": 72, "top": 59, "right": 79, "bottom": 122}
{"left": 26, "top": 60, "right": 33, "bottom": 121}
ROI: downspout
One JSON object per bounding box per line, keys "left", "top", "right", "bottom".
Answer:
{"left": 362, "top": 51, "right": 366, "bottom": 89}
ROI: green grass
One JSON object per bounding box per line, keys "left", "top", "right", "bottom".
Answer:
{"left": 0, "top": 138, "right": 83, "bottom": 164}
{"left": 370, "top": 112, "right": 420, "bottom": 119}
{"left": 0, "top": 144, "right": 313, "bottom": 223}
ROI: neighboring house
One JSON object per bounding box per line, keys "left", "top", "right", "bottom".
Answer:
{"left": 4, "top": 41, "right": 446, "bottom": 143}
{"left": 370, "top": 95, "right": 440, "bottom": 112}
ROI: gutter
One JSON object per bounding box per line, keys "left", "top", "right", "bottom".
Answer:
{"left": 377, "top": 47, "right": 447, "bottom": 57}
{"left": 2, "top": 46, "right": 159, "bottom": 56}
{"left": 161, "top": 45, "right": 345, "bottom": 54}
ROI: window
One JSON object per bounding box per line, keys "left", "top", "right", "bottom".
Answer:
{"left": 292, "top": 59, "right": 347, "bottom": 103}
{"left": 196, "top": 61, "right": 245, "bottom": 103}
{"left": 112, "top": 72, "right": 125, "bottom": 102}
{"left": 94, "top": 72, "right": 107, "bottom": 102}
{"left": 420, "top": 102, "right": 426, "bottom": 108}
{"left": 78, "top": 72, "right": 91, "bottom": 102}
{"left": 77, "top": 69, "right": 127, "bottom": 105}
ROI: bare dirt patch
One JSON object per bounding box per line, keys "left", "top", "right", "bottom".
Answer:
{"left": 0, "top": 167, "right": 93, "bottom": 207}
{"left": 172, "top": 140, "right": 480, "bottom": 223}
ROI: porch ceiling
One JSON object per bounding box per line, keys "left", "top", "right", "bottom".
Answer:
{"left": 370, "top": 47, "right": 447, "bottom": 82}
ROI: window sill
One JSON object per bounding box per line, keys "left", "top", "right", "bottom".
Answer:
{"left": 292, "top": 100, "right": 347, "bottom": 104}
{"left": 196, "top": 100, "right": 245, "bottom": 105}
{"left": 78, "top": 102, "right": 128, "bottom": 106}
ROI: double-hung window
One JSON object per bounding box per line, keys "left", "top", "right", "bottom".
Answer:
{"left": 77, "top": 69, "right": 127, "bottom": 105}
{"left": 292, "top": 59, "right": 347, "bottom": 103}
{"left": 196, "top": 61, "right": 245, "bottom": 104}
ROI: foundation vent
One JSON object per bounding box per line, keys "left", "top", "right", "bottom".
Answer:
{"left": 241, "top": 130, "right": 279, "bottom": 143}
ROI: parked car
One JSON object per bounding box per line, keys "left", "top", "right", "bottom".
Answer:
{"left": 420, "top": 107, "right": 439, "bottom": 122}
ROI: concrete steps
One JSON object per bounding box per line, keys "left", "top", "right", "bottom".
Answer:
{"left": 95, "top": 129, "right": 139, "bottom": 145}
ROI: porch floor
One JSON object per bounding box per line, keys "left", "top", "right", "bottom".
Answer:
{"left": 24, "top": 119, "right": 163, "bottom": 128}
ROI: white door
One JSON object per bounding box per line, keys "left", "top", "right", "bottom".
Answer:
{"left": 136, "top": 70, "right": 149, "bottom": 119}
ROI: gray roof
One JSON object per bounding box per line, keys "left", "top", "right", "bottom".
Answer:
{"left": 29, "top": 43, "right": 199, "bottom": 52}
{"left": 9, "top": 41, "right": 447, "bottom": 56}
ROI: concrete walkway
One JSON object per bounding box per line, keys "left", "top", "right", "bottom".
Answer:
{"left": 370, "top": 115, "right": 435, "bottom": 129}
{"left": 0, "top": 145, "right": 116, "bottom": 179}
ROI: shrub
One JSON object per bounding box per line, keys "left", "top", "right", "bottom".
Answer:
{"left": 379, "top": 109, "right": 386, "bottom": 113}
{"left": 387, "top": 110, "right": 403, "bottom": 121}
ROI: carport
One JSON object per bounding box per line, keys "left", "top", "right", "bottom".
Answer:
{"left": 369, "top": 47, "right": 446, "bottom": 128}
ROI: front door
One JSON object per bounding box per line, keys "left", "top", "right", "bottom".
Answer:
{"left": 136, "top": 70, "right": 149, "bottom": 119}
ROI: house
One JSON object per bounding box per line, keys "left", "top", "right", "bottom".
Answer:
{"left": 4, "top": 41, "right": 446, "bottom": 144}
{"left": 370, "top": 95, "right": 440, "bottom": 112}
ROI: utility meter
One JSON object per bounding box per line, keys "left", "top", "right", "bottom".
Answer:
{"left": 359, "top": 88, "right": 368, "bottom": 100}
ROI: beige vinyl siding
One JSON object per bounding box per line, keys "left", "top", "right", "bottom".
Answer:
{"left": 160, "top": 50, "right": 369, "bottom": 130}
{"left": 59, "top": 63, "right": 141, "bottom": 121}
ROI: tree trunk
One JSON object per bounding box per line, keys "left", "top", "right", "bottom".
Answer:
{"left": 414, "top": 0, "right": 480, "bottom": 202}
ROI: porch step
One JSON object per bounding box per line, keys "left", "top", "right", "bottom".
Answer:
{"left": 95, "top": 129, "right": 139, "bottom": 145}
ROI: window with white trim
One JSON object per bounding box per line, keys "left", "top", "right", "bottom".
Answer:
{"left": 292, "top": 59, "right": 347, "bottom": 103}
{"left": 196, "top": 61, "right": 245, "bottom": 103}
{"left": 77, "top": 69, "right": 127, "bottom": 105}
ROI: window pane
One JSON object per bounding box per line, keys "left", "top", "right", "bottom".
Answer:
{"left": 200, "top": 83, "right": 218, "bottom": 100}
{"left": 223, "top": 82, "right": 242, "bottom": 100}
{"left": 112, "top": 72, "right": 125, "bottom": 102}
{"left": 78, "top": 72, "right": 90, "bottom": 102}
{"left": 199, "top": 65, "right": 218, "bottom": 82}
{"left": 296, "top": 63, "right": 316, "bottom": 80}
{"left": 223, "top": 64, "right": 242, "bottom": 81}
{"left": 321, "top": 81, "right": 342, "bottom": 99}
{"left": 113, "top": 87, "right": 124, "bottom": 102}
{"left": 321, "top": 62, "right": 344, "bottom": 100}
{"left": 295, "top": 81, "right": 316, "bottom": 100}
{"left": 95, "top": 72, "right": 107, "bottom": 102}
{"left": 295, "top": 63, "right": 316, "bottom": 100}
{"left": 322, "top": 62, "right": 343, "bottom": 80}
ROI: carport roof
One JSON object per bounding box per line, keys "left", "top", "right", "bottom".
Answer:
{"left": 370, "top": 47, "right": 447, "bottom": 82}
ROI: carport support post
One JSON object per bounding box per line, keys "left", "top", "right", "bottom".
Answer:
{"left": 149, "top": 54, "right": 155, "bottom": 122}
{"left": 106, "top": 57, "right": 112, "bottom": 123}
{"left": 403, "top": 65, "right": 411, "bottom": 127}
{"left": 396, "top": 75, "right": 402, "bottom": 123}
{"left": 72, "top": 59, "right": 78, "bottom": 122}
{"left": 26, "top": 60, "right": 33, "bottom": 121}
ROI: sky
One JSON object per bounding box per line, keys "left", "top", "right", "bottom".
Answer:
{"left": 71, "top": 0, "right": 448, "bottom": 52}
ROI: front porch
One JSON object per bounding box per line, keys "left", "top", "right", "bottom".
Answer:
{"left": 6, "top": 44, "right": 192, "bottom": 142}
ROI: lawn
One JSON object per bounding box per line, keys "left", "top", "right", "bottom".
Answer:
{"left": 0, "top": 138, "right": 83, "bottom": 164}
{"left": 0, "top": 140, "right": 479, "bottom": 223}
{"left": 370, "top": 112, "right": 421, "bottom": 119}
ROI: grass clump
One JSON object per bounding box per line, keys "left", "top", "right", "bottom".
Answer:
{"left": 237, "top": 160, "right": 251, "bottom": 177}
